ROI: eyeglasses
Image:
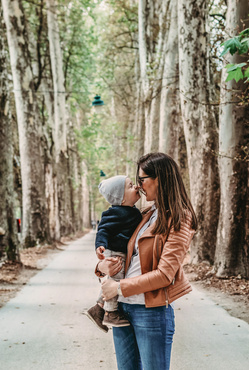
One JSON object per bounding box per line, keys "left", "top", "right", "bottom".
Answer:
{"left": 137, "top": 176, "right": 151, "bottom": 186}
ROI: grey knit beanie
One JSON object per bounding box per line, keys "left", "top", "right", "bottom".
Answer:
{"left": 98, "top": 175, "right": 127, "bottom": 205}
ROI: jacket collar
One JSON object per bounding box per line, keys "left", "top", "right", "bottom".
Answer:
{"left": 138, "top": 222, "right": 156, "bottom": 240}
{"left": 126, "top": 209, "right": 154, "bottom": 269}
{"left": 129, "top": 209, "right": 154, "bottom": 245}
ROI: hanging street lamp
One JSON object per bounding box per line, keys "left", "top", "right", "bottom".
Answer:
{"left": 92, "top": 95, "right": 104, "bottom": 111}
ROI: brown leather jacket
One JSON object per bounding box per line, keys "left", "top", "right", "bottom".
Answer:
{"left": 120, "top": 209, "right": 195, "bottom": 308}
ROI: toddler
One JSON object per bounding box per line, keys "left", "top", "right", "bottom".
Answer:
{"left": 85, "top": 175, "right": 142, "bottom": 332}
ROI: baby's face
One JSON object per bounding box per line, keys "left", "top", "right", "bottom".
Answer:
{"left": 122, "top": 177, "right": 141, "bottom": 207}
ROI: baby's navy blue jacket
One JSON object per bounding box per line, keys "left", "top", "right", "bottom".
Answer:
{"left": 95, "top": 205, "right": 142, "bottom": 253}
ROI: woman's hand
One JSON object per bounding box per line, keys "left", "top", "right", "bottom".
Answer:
{"left": 98, "top": 257, "right": 122, "bottom": 277}
{"left": 102, "top": 280, "right": 119, "bottom": 301}
{"left": 96, "top": 246, "right": 105, "bottom": 260}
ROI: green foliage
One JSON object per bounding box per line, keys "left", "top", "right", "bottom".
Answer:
{"left": 21, "top": 0, "right": 138, "bottom": 215}
{"left": 225, "top": 63, "right": 247, "bottom": 82}
{"left": 77, "top": 109, "right": 132, "bottom": 215}
{"left": 58, "top": 0, "right": 101, "bottom": 106}
{"left": 221, "top": 28, "right": 249, "bottom": 56}
{"left": 221, "top": 28, "right": 249, "bottom": 83}
{"left": 244, "top": 67, "right": 249, "bottom": 78}
{"left": 221, "top": 37, "right": 246, "bottom": 56}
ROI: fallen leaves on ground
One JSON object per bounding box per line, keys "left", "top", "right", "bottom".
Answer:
{"left": 184, "top": 262, "right": 249, "bottom": 300}
{"left": 0, "top": 244, "right": 57, "bottom": 283}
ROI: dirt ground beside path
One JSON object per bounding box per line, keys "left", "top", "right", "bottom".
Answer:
{"left": 1, "top": 241, "right": 249, "bottom": 326}
{"left": 184, "top": 262, "right": 249, "bottom": 325}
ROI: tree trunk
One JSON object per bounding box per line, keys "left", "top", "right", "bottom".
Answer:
{"left": 138, "top": 0, "right": 169, "bottom": 153}
{"left": 0, "top": 11, "right": 19, "bottom": 260}
{"left": 214, "top": 0, "right": 249, "bottom": 277}
{"left": 159, "top": 0, "right": 180, "bottom": 160}
{"left": 134, "top": 84, "right": 145, "bottom": 160}
{"left": 41, "top": 79, "right": 61, "bottom": 241}
{"left": 75, "top": 109, "right": 90, "bottom": 230}
{"left": 133, "top": 51, "right": 145, "bottom": 161}
{"left": 76, "top": 152, "right": 83, "bottom": 231}
{"left": 45, "top": 163, "right": 60, "bottom": 240}
{"left": 178, "top": 0, "right": 220, "bottom": 263}
{"left": 67, "top": 116, "right": 83, "bottom": 233}
{"left": 46, "top": 0, "right": 67, "bottom": 156}
{"left": 2, "top": 0, "right": 49, "bottom": 247}
{"left": 81, "top": 161, "right": 91, "bottom": 229}
{"left": 46, "top": 0, "right": 74, "bottom": 236}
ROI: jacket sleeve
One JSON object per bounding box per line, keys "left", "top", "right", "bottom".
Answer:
{"left": 120, "top": 213, "right": 195, "bottom": 297}
{"left": 95, "top": 210, "right": 118, "bottom": 249}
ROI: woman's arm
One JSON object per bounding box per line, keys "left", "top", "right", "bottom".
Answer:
{"left": 102, "top": 214, "right": 195, "bottom": 299}
{"left": 101, "top": 267, "right": 167, "bottom": 300}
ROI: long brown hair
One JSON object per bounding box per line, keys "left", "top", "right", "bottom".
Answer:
{"left": 136, "top": 152, "right": 198, "bottom": 235}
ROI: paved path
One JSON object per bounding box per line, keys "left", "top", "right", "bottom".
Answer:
{"left": 171, "top": 287, "right": 249, "bottom": 370}
{"left": 0, "top": 231, "right": 116, "bottom": 370}
{"left": 1, "top": 231, "right": 249, "bottom": 370}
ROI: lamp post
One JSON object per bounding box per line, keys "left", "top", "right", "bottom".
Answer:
{"left": 92, "top": 95, "right": 104, "bottom": 111}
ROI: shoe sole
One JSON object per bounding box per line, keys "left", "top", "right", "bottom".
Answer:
{"left": 103, "top": 321, "right": 131, "bottom": 328}
{"left": 83, "top": 311, "right": 109, "bottom": 333}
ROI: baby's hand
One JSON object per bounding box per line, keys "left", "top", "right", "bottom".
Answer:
{"left": 96, "top": 246, "right": 105, "bottom": 260}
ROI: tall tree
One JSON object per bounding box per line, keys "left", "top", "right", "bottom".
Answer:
{"left": 0, "top": 8, "right": 19, "bottom": 260}
{"left": 137, "top": 0, "right": 182, "bottom": 157}
{"left": 46, "top": 0, "right": 74, "bottom": 236}
{"left": 134, "top": 58, "right": 145, "bottom": 159}
{"left": 214, "top": 0, "right": 249, "bottom": 277}
{"left": 81, "top": 160, "right": 90, "bottom": 229}
{"left": 2, "top": 0, "right": 49, "bottom": 247}
{"left": 158, "top": 0, "right": 180, "bottom": 160}
{"left": 138, "top": 0, "right": 165, "bottom": 153}
{"left": 42, "top": 79, "right": 61, "bottom": 241}
{"left": 46, "top": 0, "right": 67, "bottom": 156}
{"left": 178, "top": 0, "right": 220, "bottom": 263}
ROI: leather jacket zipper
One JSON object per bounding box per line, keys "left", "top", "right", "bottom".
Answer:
{"left": 165, "top": 288, "right": 168, "bottom": 308}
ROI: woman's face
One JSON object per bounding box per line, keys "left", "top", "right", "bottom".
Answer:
{"left": 138, "top": 169, "right": 158, "bottom": 202}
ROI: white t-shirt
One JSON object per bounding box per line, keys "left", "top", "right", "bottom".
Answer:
{"left": 119, "top": 205, "right": 158, "bottom": 305}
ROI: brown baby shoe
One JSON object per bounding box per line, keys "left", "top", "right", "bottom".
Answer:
{"left": 84, "top": 304, "right": 109, "bottom": 333}
{"left": 103, "top": 310, "right": 130, "bottom": 327}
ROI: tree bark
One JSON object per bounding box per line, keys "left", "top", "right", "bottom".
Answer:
{"left": 40, "top": 79, "right": 61, "bottom": 241}
{"left": 159, "top": 0, "right": 180, "bottom": 160}
{"left": 214, "top": 0, "right": 249, "bottom": 277}
{"left": 75, "top": 109, "right": 90, "bottom": 229}
{"left": 2, "top": 0, "right": 49, "bottom": 247}
{"left": 67, "top": 116, "right": 83, "bottom": 233}
{"left": 45, "top": 163, "right": 60, "bottom": 240}
{"left": 46, "top": 0, "right": 74, "bottom": 236}
{"left": 81, "top": 161, "right": 91, "bottom": 229}
{"left": 134, "top": 83, "right": 145, "bottom": 160}
{"left": 178, "top": 0, "right": 220, "bottom": 263}
{"left": 138, "top": 0, "right": 169, "bottom": 153}
{"left": 0, "top": 10, "right": 19, "bottom": 260}
{"left": 46, "top": 0, "right": 67, "bottom": 156}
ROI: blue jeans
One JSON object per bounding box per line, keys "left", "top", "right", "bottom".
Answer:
{"left": 113, "top": 303, "right": 175, "bottom": 370}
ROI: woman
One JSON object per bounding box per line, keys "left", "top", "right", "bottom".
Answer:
{"left": 96, "top": 152, "right": 197, "bottom": 370}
